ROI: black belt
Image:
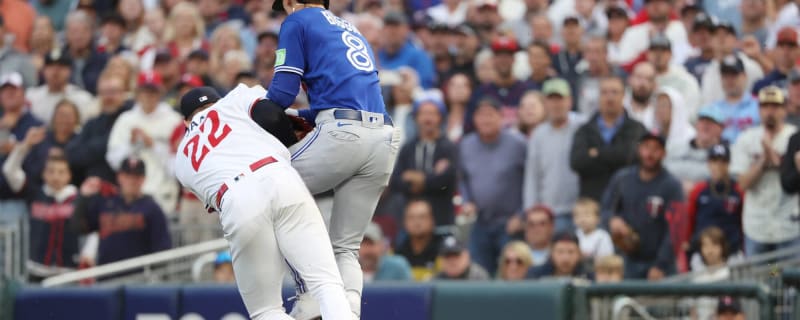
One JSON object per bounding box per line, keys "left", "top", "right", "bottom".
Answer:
{"left": 332, "top": 109, "right": 393, "bottom": 126}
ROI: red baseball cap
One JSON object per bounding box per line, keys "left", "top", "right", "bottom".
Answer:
{"left": 777, "top": 27, "right": 799, "bottom": 46}
{"left": 137, "top": 71, "right": 163, "bottom": 90}
{"left": 491, "top": 36, "right": 519, "bottom": 53}
{"left": 179, "top": 73, "right": 203, "bottom": 88}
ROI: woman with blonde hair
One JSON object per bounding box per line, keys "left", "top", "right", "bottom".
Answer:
{"left": 209, "top": 22, "right": 244, "bottom": 77}
{"left": 497, "top": 241, "right": 534, "bottom": 281}
{"left": 162, "top": 2, "right": 208, "bottom": 60}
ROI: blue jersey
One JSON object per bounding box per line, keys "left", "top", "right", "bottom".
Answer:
{"left": 271, "top": 8, "right": 386, "bottom": 116}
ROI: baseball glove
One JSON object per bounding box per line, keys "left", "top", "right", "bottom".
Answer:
{"left": 288, "top": 115, "right": 314, "bottom": 140}
{"left": 612, "top": 229, "right": 640, "bottom": 255}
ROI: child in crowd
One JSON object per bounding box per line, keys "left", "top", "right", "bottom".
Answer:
{"left": 2, "top": 127, "right": 81, "bottom": 281}
{"left": 573, "top": 198, "right": 614, "bottom": 260}
{"left": 594, "top": 255, "right": 625, "bottom": 283}
{"left": 213, "top": 251, "right": 235, "bottom": 283}
{"left": 691, "top": 227, "right": 742, "bottom": 278}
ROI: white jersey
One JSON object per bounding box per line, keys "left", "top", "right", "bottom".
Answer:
{"left": 174, "top": 84, "right": 291, "bottom": 209}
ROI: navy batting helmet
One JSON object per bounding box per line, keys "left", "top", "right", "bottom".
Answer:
{"left": 272, "top": 0, "right": 330, "bottom": 13}
{"left": 180, "top": 86, "right": 221, "bottom": 120}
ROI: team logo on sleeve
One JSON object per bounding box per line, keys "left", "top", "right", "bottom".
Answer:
{"left": 275, "top": 49, "right": 286, "bottom": 67}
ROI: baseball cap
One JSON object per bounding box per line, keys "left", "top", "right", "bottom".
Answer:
{"left": 180, "top": 86, "right": 222, "bottom": 120}
{"left": 214, "top": 251, "right": 232, "bottom": 266}
{"left": 719, "top": 54, "right": 745, "bottom": 74}
{"left": 542, "top": 78, "right": 571, "bottom": 97}
{"left": 715, "top": 22, "right": 736, "bottom": 36}
{"left": 439, "top": 236, "right": 465, "bottom": 256}
{"left": 692, "top": 12, "right": 715, "bottom": 31}
{"left": 476, "top": 0, "right": 498, "bottom": 10}
{"left": 777, "top": 27, "right": 799, "bottom": 46}
{"left": 453, "top": 25, "right": 477, "bottom": 37}
{"left": 178, "top": 73, "right": 204, "bottom": 89}
{"left": 44, "top": 51, "right": 72, "bottom": 66}
{"left": 187, "top": 49, "right": 210, "bottom": 61}
{"left": 707, "top": 143, "right": 730, "bottom": 162}
{"left": 789, "top": 69, "right": 800, "bottom": 84}
{"left": 119, "top": 157, "right": 146, "bottom": 176}
{"left": 490, "top": 36, "right": 519, "bottom": 53}
{"left": 639, "top": 132, "right": 666, "bottom": 148}
{"left": 475, "top": 97, "right": 502, "bottom": 112}
{"left": 363, "top": 222, "right": 384, "bottom": 242}
{"left": 154, "top": 50, "right": 173, "bottom": 65}
{"left": 0, "top": 72, "right": 23, "bottom": 89}
{"left": 137, "top": 71, "right": 164, "bottom": 91}
{"left": 384, "top": 11, "right": 408, "bottom": 26}
{"left": 101, "top": 13, "right": 126, "bottom": 28}
{"left": 605, "top": 5, "right": 628, "bottom": 20}
{"left": 649, "top": 33, "right": 672, "bottom": 50}
{"left": 758, "top": 86, "right": 786, "bottom": 105}
{"left": 696, "top": 107, "right": 726, "bottom": 126}
{"left": 551, "top": 231, "right": 580, "bottom": 247}
{"left": 413, "top": 89, "right": 447, "bottom": 116}
{"left": 563, "top": 16, "right": 580, "bottom": 27}
{"left": 680, "top": 3, "right": 701, "bottom": 17}
{"left": 716, "top": 296, "right": 742, "bottom": 314}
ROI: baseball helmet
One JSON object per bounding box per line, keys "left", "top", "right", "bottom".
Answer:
{"left": 180, "top": 86, "right": 221, "bottom": 120}
{"left": 272, "top": 0, "right": 330, "bottom": 13}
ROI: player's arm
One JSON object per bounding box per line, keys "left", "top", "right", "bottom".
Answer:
{"left": 250, "top": 98, "right": 300, "bottom": 147}
{"left": 265, "top": 20, "right": 306, "bottom": 111}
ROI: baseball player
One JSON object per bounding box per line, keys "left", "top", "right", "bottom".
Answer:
{"left": 174, "top": 85, "right": 352, "bottom": 320}
{"left": 263, "top": 0, "right": 400, "bottom": 318}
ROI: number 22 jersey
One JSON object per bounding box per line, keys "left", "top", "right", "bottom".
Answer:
{"left": 174, "top": 84, "right": 291, "bottom": 210}
{"left": 274, "top": 8, "right": 386, "bottom": 115}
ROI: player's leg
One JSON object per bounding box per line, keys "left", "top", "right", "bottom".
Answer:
{"left": 271, "top": 168, "right": 353, "bottom": 319}
{"left": 328, "top": 125, "right": 400, "bottom": 316}
{"left": 288, "top": 121, "right": 366, "bottom": 195}
{"left": 218, "top": 184, "right": 293, "bottom": 320}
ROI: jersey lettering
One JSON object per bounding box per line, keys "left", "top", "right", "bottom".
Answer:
{"left": 342, "top": 31, "right": 374, "bottom": 72}
{"left": 182, "top": 110, "right": 232, "bottom": 171}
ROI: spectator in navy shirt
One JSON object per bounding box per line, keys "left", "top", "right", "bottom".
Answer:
{"left": 751, "top": 27, "right": 799, "bottom": 94}
{"left": 683, "top": 12, "right": 715, "bottom": 84}
{"left": 602, "top": 134, "right": 683, "bottom": 280}
{"left": 74, "top": 157, "right": 171, "bottom": 266}
{"left": 61, "top": 11, "right": 109, "bottom": 95}
{"left": 527, "top": 232, "right": 588, "bottom": 280}
{"left": 686, "top": 144, "right": 744, "bottom": 255}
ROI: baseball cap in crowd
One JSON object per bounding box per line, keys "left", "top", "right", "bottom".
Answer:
{"left": 101, "top": 13, "right": 126, "bottom": 28}
{"left": 542, "top": 78, "right": 572, "bottom": 97}
{"left": 551, "top": 231, "right": 580, "bottom": 247}
{"left": 649, "top": 33, "right": 672, "bottom": 50}
{"left": 719, "top": 54, "right": 745, "bottom": 75}
{"left": 413, "top": 89, "right": 447, "bottom": 116}
{"left": 154, "top": 50, "right": 174, "bottom": 65}
{"left": 453, "top": 25, "right": 477, "bottom": 37}
{"left": 119, "top": 157, "right": 146, "bottom": 176}
{"left": 475, "top": 97, "right": 502, "bottom": 112}
{"left": 214, "top": 251, "right": 232, "bottom": 267}
{"left": 716, "top": 296, "right": 742, "bottom": 314}
{"left": 476, "top": 0, "right": 498, "bottom": 10}
{"left": 187, "top": 49, "right": 210, "bottom": 61}
{"left": 692, "top": 12, "right": 715, "bottom": 32}
{"left": 384, "top": 11, "right": 408, "bottom": 26}
{"left": 178, "top": 73, "right": 204, "bottom": 89}
{"left": 789, "top": 69, "right": 800, "bottom": 84}
{"left": 363, "top": 222, "right": 384, "bottom": 243}
{"left": 715, "top": 22, "right": 736, "bottom": 36}
{"left": 639, "top": 132, "right": 666, "bottom": 148}
{"left": 180, "top": 86, "right": 222, "bottom": 120}
{"left": 758, "top": 86, "right": 786, "bottom": 105}
{"left": 680, "top": 3, "right": 701, "bottom": 17}
{"left": 44, "top": 51, "right": 72, "bottom": 66}
{"left": 439, "top": 236, "right": 465, "bottom": 256}
{"left": 777, "top": 27, "right": 799, "bottom": 47}
{"left": 563, "top": 15, "right": 580, "bottom": 27}
{"left": 491, "top": 36, "right": 519, "bottom": 53}
{"left": 137, "top": 71, "right": 164, "bottom": 91}
{"left": 696, "top": 107, "right": 726, "bottom": 126}
{"left": 0, "top": 72, "right": 23, "bottom": 89}
{"left": 707, "top": 143, "right": 730, "bottom": 162}
{"left": 605, "top": 5, "right": 628, "bottom": 20}
{"left": 257, "top": 31, "right": 279, "bottom": 43}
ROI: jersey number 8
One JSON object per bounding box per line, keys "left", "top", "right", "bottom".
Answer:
{"left": 183, "top": 110, "right": 232, "bottom": 171}
{"left": 342, "top": 31, "right": 374, "bottom": 72}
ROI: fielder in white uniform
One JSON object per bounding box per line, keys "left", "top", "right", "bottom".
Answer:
{"left": 174, "top": 85, "right": 352, "bottom": 320}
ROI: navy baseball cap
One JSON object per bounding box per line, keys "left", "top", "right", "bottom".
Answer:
{"left": 180, "top": 86, "right": 221, "bottom": 120}
{"left": 439, "top": 236, "right": 465, "bottom": 256}
{"left": 273, "top": 0, "right": 330, "bottom": 13}
{"left": 639, "top": 132, "right": 666, "bottom": 148}
{"left": 119, "top": 157, "right": 146, "bottom": 176}
{"left": 649, "top": 33, "right": 672, "bottom": 50}
{"left": 708, "top": 144, "right": 730, "bottom": 162}
{"left": 720, "top": 54, "right": 745, "bottom": 74}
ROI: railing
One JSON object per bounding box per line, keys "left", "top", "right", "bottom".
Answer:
{"left": 41, "top": 238, "right": 228, "bottom": 287}
{"left": 0, "top": 225, "right": 24, "bottom": 281}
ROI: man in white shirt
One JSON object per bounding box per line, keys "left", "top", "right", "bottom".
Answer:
{"left": 647, "top": 34, "right": 702, "bottom": 117}
{"left": 26, "top": 52, "right": 96, "bottom": 125}
{"left": 614, "top": 0, "right": 690, "bottom": 66}
{"left": 730, "top": 86, "right": 800, "bottom": 256}
{"left": 625, "top": 62, "right": 658, "bottom": 130}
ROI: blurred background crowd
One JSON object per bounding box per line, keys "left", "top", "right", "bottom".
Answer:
{"left": 0, "top": 0, "right": 798, "bottom": 298}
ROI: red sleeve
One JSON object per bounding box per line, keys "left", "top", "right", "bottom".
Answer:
{"left": 686, "top": 181, "right": 707, "bottom": 238}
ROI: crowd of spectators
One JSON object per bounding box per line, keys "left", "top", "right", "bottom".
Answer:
{"left": 0, "top": 0, "right": 798, "bottom": 288}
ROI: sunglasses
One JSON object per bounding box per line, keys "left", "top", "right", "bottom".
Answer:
{"left": 504, "top": 257, "right": 524, "bottom": 265}
{"left": 526, "top": 220, "right": 550, "bottom": 228}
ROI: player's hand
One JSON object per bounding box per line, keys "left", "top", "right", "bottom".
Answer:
{"left": 288, "top": 115, "right": 313, "bottom": 141}
{"left": 80, "top": 177, "right": 102, "bottom": 197}
{"left": 647, "top": 267, "right": 665, "bottom": 281}
{"left": 22, "top": 126, "right": 47, "bottom": 148}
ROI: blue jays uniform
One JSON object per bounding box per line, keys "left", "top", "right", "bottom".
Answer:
{"left": 265, "top": 7, "right": 401, "bottom": 320}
